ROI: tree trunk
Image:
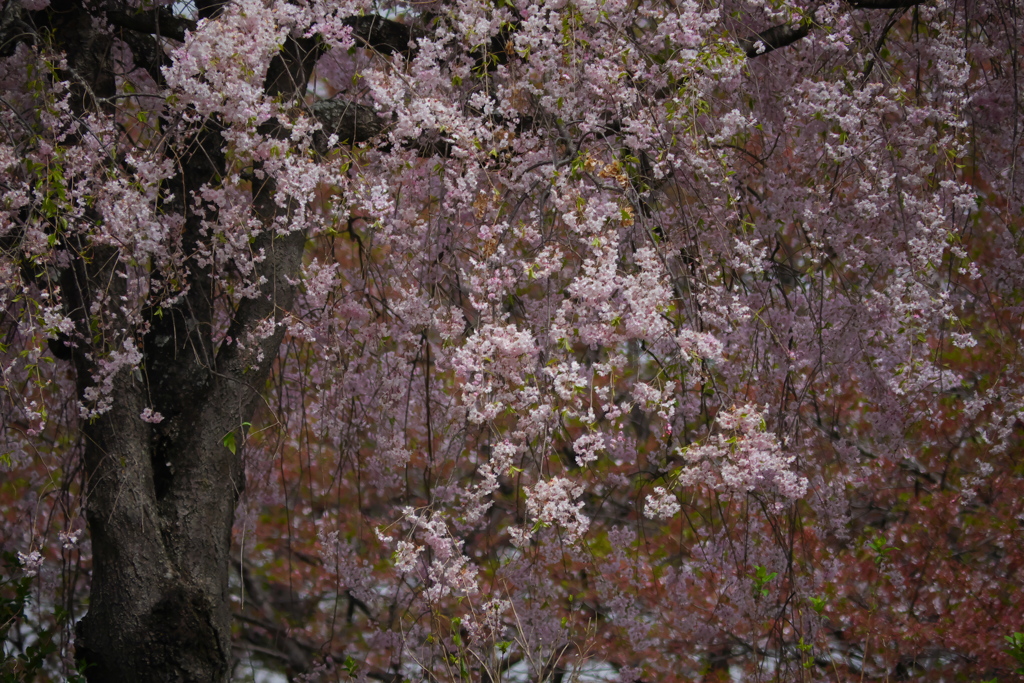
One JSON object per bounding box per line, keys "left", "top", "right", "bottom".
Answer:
{"left": 70, "top": 219, "right": 307, "bottom": 683}
{"left": 73, "top": 370, "right": 243, "bottom": 681}
{"left": 12, "top": 3, "right": 320, "bottom": 679}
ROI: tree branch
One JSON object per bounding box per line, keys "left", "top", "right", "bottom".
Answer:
{"left": 311, "top": 98, "right": 387, "bottom": 149}
{"left": 861, "top": 7, "right": 909, "bottom": 82}
{"left": 104, "top": 8, "right": 426, "bottom": 59}
{"left": 106, "top": 9, "right": 196, "bottom": 42}
{"left": 738, "top": 22, "right": 811, "bottom": 58}
{"left": 344, "top": 15, "right": 426, "bottom": 56}
{"left": 848, "top": 0, "right": 922, "bottom": 8}
{"left": 310, "top": 99, "right": 467, "bottom": 157}
{"left": 742, "top": 0, "right": 923, "bottom": 59}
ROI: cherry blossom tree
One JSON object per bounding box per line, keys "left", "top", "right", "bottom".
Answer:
{"left": 1, "top": 0, "right": 1023, "bottom": 681}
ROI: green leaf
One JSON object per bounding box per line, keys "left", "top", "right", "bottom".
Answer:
{"left": 752, "top": 565, "right": 778, "bottom": 597}
{"left": 1006, "top": 632, "right": 1024, "bottom": 673}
